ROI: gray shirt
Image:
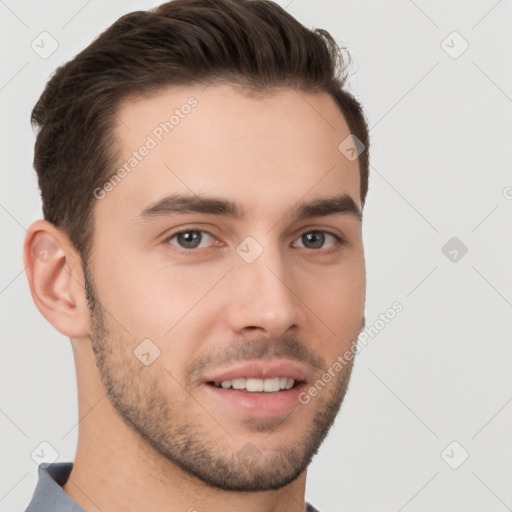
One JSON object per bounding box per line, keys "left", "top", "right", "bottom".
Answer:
{"left": 25, "top": 463, "right": 84, "bottom": 512}
{"left": 25, "top": 462, "right": 322, "bottom": 512}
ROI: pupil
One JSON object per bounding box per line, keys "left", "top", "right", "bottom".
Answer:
{"left": 179, "top": 231, "right": 201, "bottom": 248}
{"left": 304, "top": 231, "right": 324, "bottom": 249}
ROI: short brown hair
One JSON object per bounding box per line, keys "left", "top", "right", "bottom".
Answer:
{"left": 31, "top": 0, "right": 370, "bottom": 263}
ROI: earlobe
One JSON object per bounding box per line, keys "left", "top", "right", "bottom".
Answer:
{"left": 23, "top": 220, "right": 90, "bottom": 339}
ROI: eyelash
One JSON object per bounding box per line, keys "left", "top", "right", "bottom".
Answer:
{"left": 163, "top": 228, "right": 345, "bottom": 256}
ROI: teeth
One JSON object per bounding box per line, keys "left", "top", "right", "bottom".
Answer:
{"left": 232, "top": 378, "right": 246, "bottom": 390}
{"left": 246, "top": 378, "right": 264, "bottom": 392}
{"left": 263, "top": 377, "right": 280, "bottom": 392}
{"left": 212, "top": 377, "right": 296, "bottom": 392}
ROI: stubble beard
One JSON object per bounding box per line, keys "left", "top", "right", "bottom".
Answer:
{"left": 82, "top": 262, "right": 356, "bottom": 491}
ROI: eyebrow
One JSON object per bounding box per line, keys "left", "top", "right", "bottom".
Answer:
{"left": 136, "top": 192, "right": 362, "bottom": 223}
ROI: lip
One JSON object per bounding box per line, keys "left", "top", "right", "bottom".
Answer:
{"left": 201, "top": 360, "right": 310, "bottom": 384}
{"left": 202, "top": 380, "right": 309, "bottom": 418}
{"left": 200, "top": 360, "right": 311, "bottom": 418}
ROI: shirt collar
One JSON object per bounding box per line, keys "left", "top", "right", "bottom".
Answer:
{"left": 25, "top": 462, "right": 84, "bottom": 512}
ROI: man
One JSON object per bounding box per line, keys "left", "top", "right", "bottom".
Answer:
{"left": 23, "top": 0, "right": 370, "bottom": 510}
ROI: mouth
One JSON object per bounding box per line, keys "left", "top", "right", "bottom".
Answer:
{"left": 201, "top": 361, "right": 310, "bottom": 417}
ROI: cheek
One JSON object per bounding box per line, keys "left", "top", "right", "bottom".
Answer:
{"left": 298, "top": 254, "right": 365, "bottom": 339}
{"left": 96, "top": 253, "right": 230, "bottom": 342}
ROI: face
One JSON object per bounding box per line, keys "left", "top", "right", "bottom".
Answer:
{"left": 85, "top": 83, "right": 366, "bottom": 491}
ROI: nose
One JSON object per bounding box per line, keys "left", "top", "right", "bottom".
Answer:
{"left": 224, "top": 239, "right": 300, "bottom": 339}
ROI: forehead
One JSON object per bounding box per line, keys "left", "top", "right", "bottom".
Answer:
{"left": 99, "top": 83, "right": 361, "bottom": 225}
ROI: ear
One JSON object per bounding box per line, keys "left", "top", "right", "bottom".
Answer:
{"left": 23, "top": 220, "right": 90, "bottom": 338}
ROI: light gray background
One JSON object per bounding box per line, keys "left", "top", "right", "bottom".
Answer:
{"left": 1, "top": 1, "right": 511, "bottom": 511}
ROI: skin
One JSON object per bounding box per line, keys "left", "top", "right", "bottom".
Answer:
{"left": 24, "top": 83, "right": 366, "bottom": 512}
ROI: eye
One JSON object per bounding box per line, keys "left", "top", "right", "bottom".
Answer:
{"left": 166, "top": 229, "right": 216, "bottom": 251}
{"left": 293, "top": 230, "right": 344, "bottom": 252}
{"left": 164, "top": 228, "right": 344, "bottom": 254}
